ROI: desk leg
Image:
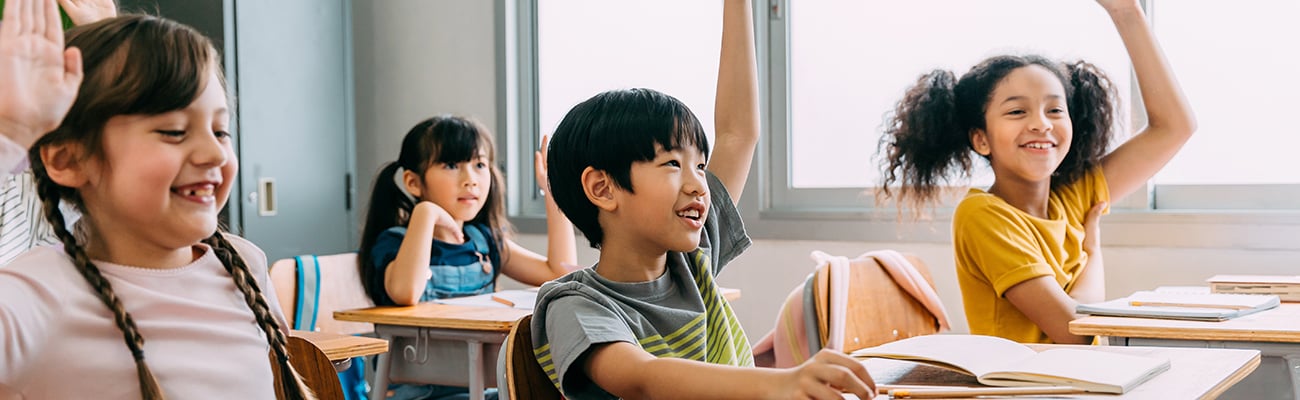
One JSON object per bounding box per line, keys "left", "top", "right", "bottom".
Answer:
{"left": 371, "top": 334, "right": 394, "bottom": 400}
{"left": 1284, "top": 353, "right": 1300, "bottom": 400}
{"left": 468, "top": 339, "right": 484, "bottom": 400}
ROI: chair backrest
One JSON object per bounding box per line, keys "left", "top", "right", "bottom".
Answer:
{"left": 273, "top": 335, "right": 346, "bottom": 400}
{"left": 270, "top": 253, "right": 376, "bottom": 335}
{"left": 501, "top": 315, "right": 562, "bottom": 400}
{"left": 812, "top": 253, "right": 940, "bottom": 354}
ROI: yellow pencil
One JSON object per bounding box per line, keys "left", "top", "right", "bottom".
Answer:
{"left": 491, "top": 295, "right": 515, "bottom": 307}
{"left": 885, "top": 386, "right": 1085, "bottom": 399}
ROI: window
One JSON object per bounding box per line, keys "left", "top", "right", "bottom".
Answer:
{"left": 509, "top": 0, "right": 1300, "bottom": 247}
{"left": 1148, "top": 0, "right": 1300, "bottom": 209}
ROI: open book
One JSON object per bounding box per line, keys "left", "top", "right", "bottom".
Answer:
{"left": 1208, "top": 275, "right": 1300, "bottom": 302}
{"left": 850, "top": 334, "right": 1170, "bottom": 394}
{"left": 433, "top": 289, "right": 537, "bottom": 310}
{"left": 1077, "top": 290, "right": 1280, "bottom": 321}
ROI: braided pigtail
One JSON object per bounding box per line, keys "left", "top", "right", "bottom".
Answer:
{"left": 203, "top": 232, "right": 316, "bottom": 400}
{"left": 30, "top": 156, "right": 166, "bottom": 400}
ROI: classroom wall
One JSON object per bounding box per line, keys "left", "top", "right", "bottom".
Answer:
{"left": 352, "top": 1, "right": 1300, "bottom": 342}
{"left": 352, "top": 0, "right": 499, "bottom": 219}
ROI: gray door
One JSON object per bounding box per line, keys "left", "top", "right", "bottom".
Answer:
{"left": 234, "top": 0, "right": 354, "bottom": 261}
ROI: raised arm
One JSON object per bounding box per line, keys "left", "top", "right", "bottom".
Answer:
{"left": 705, "top": 0, "right": 759, "bottom": 204}
{"left": 1096, "top": 0, "right": 1196, "bottom": 201}
{"left": 499, "top": 135, "right": 579, "bottom": 286}
{"left": 0, "top": 0, "right": 83, "bottom": 168}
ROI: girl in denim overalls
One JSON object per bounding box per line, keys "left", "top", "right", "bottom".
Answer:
{"left": 359, "top": 116, "right": 579, "bottom": 400}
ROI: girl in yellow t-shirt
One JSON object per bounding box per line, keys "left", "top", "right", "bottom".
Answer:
{"left": 878, "top": 0, "right": 1195, "bottom": 344}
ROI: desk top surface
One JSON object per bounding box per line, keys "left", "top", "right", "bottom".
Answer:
{"left": 334, "top": 288, "right": 742, "bottom": 332}
{"left": 289, "top": 330, "right": 389, "bottom": 361}
{"left": 864, "top": 344, "right": 1259, "bottom": 400}
{"left": 1071, "top": 302, "right": 1300, "bottom": 342}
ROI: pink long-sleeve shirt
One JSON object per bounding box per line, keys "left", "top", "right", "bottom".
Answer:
{"left": 0, "top": 235, "right": 289, "bottom": 399}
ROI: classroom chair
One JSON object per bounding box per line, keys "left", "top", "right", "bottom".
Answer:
{"left": 497, "top": 315, "right": 562, "bottom": 400}
{"left": 269, "top": 253, "right": 377, "bottom": 400}
{"left": 753, "top": 250, "right": 951, "bottom": 367}
{"left": 274, "top": 335, "right": 347, "bottom": 400}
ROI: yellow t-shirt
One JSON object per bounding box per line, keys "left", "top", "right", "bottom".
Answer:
{"left": 953, "top": 168, "right": 1110, "bottom": 343}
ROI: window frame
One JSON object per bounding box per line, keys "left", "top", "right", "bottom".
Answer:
{"left": 502, "top": 0, "right": 1300, "bottom": 251}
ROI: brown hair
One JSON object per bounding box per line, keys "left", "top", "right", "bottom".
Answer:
{"left": 877, "top": 55, "right": 1118, "bottom": 216}
{"left": 29, "top": 14, "right": 313, "bottom": 399}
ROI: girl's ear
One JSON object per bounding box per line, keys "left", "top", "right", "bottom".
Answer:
{"left": 403, "top": 169, "right": 424, "bottom": 199}
{"left": 581, "top": 167, "right": 617, "bottom": 212}
{"left": 970, "top": 129, "right": 991, "bottom": 156}
{"left": 40, "top": 143, "right": 90, "bottom": 187}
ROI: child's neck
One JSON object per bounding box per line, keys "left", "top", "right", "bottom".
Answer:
{"left": 988, "top": 177, "right": 1053, "bottom": 219}
{"left": 593, "top": 235, "right": 669, "bottom": 283}
{"left": 83, "top": 222, "right": 200, "bottom": 269}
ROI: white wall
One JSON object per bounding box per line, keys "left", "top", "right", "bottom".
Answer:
{"left": 352, "top": 0, "right": 1300, "bottom": 343}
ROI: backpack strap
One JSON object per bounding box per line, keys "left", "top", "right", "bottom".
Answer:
{"left": 292, "top": 255, "right": 321, "bottom": 331}
{"left": 463, "top": 224, "right": 491, "bottom": 256}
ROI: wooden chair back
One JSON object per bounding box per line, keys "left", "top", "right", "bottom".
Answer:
{"left": 269, "top": 253, "right": 376, "bottom": 335}
{"left": 273, "top": 335, "right": 346, "bottom": 400}
{"left": 502, "top": 315, "right": 563, "bottom": 400}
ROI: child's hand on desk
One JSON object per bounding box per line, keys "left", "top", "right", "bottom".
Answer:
{"left": 770, "top": 349, "right": 876, "bottom": 400}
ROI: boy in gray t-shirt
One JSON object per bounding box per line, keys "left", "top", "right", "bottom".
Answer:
{"left": 532, "top": 1, "right": 876, "bottom": 399}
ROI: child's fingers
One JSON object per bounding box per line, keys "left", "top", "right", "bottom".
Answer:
{"left": 64, "top": 47, "right": 83, "bottom": 84}
{"left": 42, "top": 0, "right": 61, "bottom": 42}
{"left": 29, "top": 0, "right": 45, "bottom": 37}
{"left": 812, "top": 364, "right": 872, "bottom": 400}
{"left": 1, "top": 0, "right": 21, "bottom": 37}
{"left": 814, "top": 351, "right": 875, "bottom": 398}
{"left": 1085, "top": 201, "right": 1107, "bottom": 226}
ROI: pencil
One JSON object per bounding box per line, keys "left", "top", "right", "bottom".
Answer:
{"left": 1129, "top": 301, "right": 1250, "bottom": 310}
{"left": 491, "top": 295, "right": 515, "bottom": 307}
{"left": 886, "top": 386, "right": 1085, "bottom": 398}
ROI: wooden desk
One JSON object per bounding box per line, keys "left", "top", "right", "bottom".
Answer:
{"left": 335, "top": 287, "right": 741, "bottom": 400}
{"left": 290, "top": 330, "right": 390, "bottom": 362}
{"left": 1071, "top": 303, "right": 1300, "bottom": 399}
{"left": 863, "top": 345, "right": 1259, "bottom": 399}
{"left": 336, "top": 304, "right": 528, "bottom": 400}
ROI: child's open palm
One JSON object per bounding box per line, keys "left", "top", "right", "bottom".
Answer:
{"left": 0, "top": 0, "right": 83, "bottom": 148}
{"left": 775, "top": 349, "right": 877, "bottom": 400}
{"left": 534, "top": 134, "right": 552, "bottom": 196}
{"left": 56, "top": 0, "right": 115, "bottom": 26}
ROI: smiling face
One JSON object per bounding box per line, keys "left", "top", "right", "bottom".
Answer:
{"left": 608, "top": 144, "right": 710, "bottom": 254}
{"left": 970, "top": 65, "right": 1073, "bottom": 185}
{"left": 407, "top": 148, "right": 493, "bottom": 224}
{"left": 74, "top": 68, "right": 235, "bottom": 265}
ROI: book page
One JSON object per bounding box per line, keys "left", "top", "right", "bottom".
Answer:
{"left": 433, "top": 289, "right": 537, "bottom": 309}
{"left": 850, "top": 335, "right": 1036, "bottom": 378}
{"left": 981, "top": 348, "right": 1170, "bottom": 394}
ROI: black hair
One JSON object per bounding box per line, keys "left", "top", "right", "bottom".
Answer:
{"left": 357, "top": 116, "right": 509, "bottom": 305}
{"left": 546, "top": 88, "right": 710, "bottom": 249}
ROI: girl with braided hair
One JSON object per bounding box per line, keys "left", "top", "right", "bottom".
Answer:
{"left": 878, "top": 0, "right": 1195, "bottom": 345}
{"left": 0, "top": 1, "right": 314, "bottom": 398}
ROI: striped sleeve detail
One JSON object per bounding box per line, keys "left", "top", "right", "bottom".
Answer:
{"left": 691, "top": 249, "right": 754, "bottom": 366}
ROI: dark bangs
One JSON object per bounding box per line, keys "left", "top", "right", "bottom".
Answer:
{"left": 58, "top": 15, "right": 215, "bottom": 142}
{"left": 587, "top": 88, "right": 710, "bottom": 191}
{"left": 399, "top": 117, "right": 494, "bottom": 173}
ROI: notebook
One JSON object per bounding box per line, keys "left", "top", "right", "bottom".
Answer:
{"left": 1077, "top": 291, "right": 1280, "bottom": 321}
{"left": 1207, "top": 275, "right": 1300, "bottom": 302}
{"left": 850, "top": 334, "right": 1169, "bottom": 394}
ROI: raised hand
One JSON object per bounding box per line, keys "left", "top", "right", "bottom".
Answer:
{"left": 56, "top": 0, "right": 115, "bottom": 26}
{"left": 534, "top": 134, "right": 551, "bottom": 196}
{"left": 0, "top": 0, "right": 83, "bottom": 148}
